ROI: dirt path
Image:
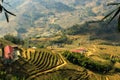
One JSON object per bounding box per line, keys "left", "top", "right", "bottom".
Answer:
{"left": 27, "top": 53, "right": 67, "bottom": 80}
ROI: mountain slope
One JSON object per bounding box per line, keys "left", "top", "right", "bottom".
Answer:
{"left": 0, "top": 0, "right": 119, "bottom": 37}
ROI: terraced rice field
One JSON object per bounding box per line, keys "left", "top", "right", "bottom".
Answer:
{"left": 17, "top": 48, "right": 65, "bottom": 79}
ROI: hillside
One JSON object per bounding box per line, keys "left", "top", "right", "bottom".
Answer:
{"left": 1, "top": 0, "right": 120, "bottom": 80}
{"left": 0, "top": 0, "right": 118, "bottom": 37}
{"left": 0, "top": 47, "right": 89, "bottom": 80}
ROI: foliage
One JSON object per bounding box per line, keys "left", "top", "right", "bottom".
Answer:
{"left": 100, "top": 53, "right": 120, "bottom": 63}
{"left": 4, "top": 34, "right": 24, "bottom": 45}
{"left": 0, "top": 0, "right": 16, "bottom": 22}
{"left": 66, "top": 23, "right": 89, "bottom": 35}
{"left": 0, "top": 66, "right": 26, "bottom": 80}
{"left": 62, "top": 51, "right": 113, "bottom": 74}
{"left": 102, "top": 2, "right": 120, "bottom": 31}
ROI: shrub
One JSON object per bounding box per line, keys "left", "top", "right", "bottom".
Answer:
{"left": 4, "top": 34, "right": 24, "bottom": 45}
{"left": 62, "top": 51, "right": 113, "bottom": 74}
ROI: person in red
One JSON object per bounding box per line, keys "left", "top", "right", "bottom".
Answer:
{"left": 4, "top": 45, "right": 13, "bottom": 65}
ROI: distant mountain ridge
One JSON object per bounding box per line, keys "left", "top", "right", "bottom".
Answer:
{"left": 0, "top": 0, "right": 118, "bottom": 37}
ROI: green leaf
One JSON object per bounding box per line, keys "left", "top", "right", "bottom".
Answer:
{"left": 107, "top": 3, "right": 120, "bottom": 6}
{"left": 0, "top": 4, "right": 2, "bottom": 13}
{"left": 108, "top": 7, "right": 120, "bottom": 23}
{"left": 118, "top": 15, "right": 120, "bottom": 32}
{"left": 3, "top": 7, "right": 16, "bottom": 16}
{"left": 4, "top": 12, "right": 9, "bottom": 22}
{"left": 102, "top": 7, "right": 119, "bottom": 21}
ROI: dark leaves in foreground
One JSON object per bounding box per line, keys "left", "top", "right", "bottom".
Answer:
{"left": 1, "top": 0, "right": 3, "bottom": 3}
{"left": 118, "top": 15, "right": 120, "bottom": 32}
{"left": 109, "top": 7, "right": 120, "bottom": 23}
{"left": 4, "top": 12, "right": 9, "bottom": 22}
{"left": 102, "top": 3, "right": 120, "bottom": 32}
{"left": 3, "top": 7, "right": 16, "bottom": 16}
{"left": 0, "top": 0, "right": 16, "bottom": 22}
{"left": 107, "top": 3, "right": 120, "bottom": 6}
{"left": 0, "top": 4, "right": 2, "bottom": 13}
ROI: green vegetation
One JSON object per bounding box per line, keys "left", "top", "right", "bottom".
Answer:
{"left": 99, "top": 53, "right": 120, "bottom": 63}
{"left": 0, "top": 71, "right": 26, "bottom": 80}
{"left": 66, "top": 24, "right": 89, "bottom": 35}
{"left": 1, "top": 1, "right": 120, "bottom": 80}
{"left": 99, "top": 53, "right": 120, "bottom": 73}
{"left": 62, "top": 51, "right": 113, "bottom": 74}
{"left": 0, "top": 0, "right": 16, "bottom": 22}
{"left": 0, "top": 59, "right": 26, "bottom": 80}
{"left": 3, "top": 34, "right": 24, "bottom": 45}
{"left": 102, "top": 2, "right": 120, "bottom": 31}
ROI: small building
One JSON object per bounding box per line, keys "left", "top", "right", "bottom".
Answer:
{"left": 3, "top": 45, "right": 21, "bottom": 64}
{"left": 4, "top": 45, "right": 13, "bottom": 59}
{"left": 71, "top": 48, "right": 87, "bottom": 54}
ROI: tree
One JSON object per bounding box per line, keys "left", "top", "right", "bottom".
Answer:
{"left": 102, "top": 2, "right": 120, "bottom": 31}
{"left": 4, "top": 34, "right": 24, "bottom": 45}
{"left": 0, "top": 0, "right": 16, "bottom": 22}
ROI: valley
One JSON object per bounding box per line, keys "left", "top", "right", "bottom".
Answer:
{"left": 0, "top": 0, "right": 120, "bottom": 80}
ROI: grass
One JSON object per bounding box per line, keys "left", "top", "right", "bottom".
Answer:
{"left": 62, "top": 51, "right": 114, "bottom": 74}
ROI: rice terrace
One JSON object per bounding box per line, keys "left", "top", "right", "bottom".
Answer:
{"left": 0, "top": 46, "right": 67, "bottom": 80}
{"left": 1, "top": 0, "right": 120, "bottom": 80}
{"left": 1, "top": 37, "right": 120, "bottom": 80}
{"left": 21, "top": 48, "right": 66, "bottom": 79}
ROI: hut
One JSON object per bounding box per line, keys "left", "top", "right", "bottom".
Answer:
{"left": 4, "top": 45, "right": 13, "bottom": 60}
{"left": 3, "top": 45, "right": 14, "bottom": 65}
{"left": 71, "top": 48, "right": 87, "bottom": 54}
